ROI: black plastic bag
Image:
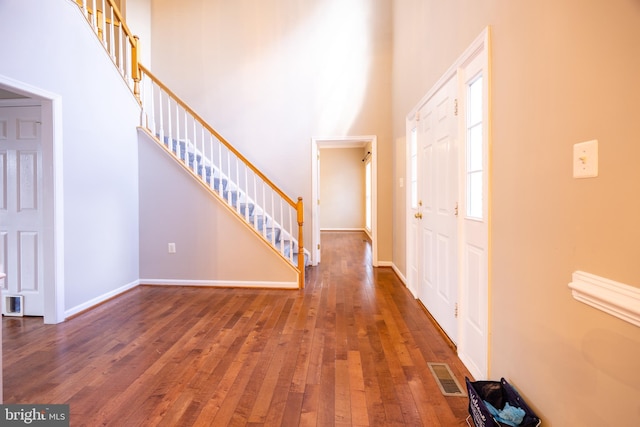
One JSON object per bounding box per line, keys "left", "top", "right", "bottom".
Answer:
{"left": 466, "top": 377, "right": 541, "bottom": 427}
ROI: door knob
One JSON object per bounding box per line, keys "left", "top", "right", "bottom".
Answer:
{"left": 414, "top": 212, "right": 423, "bottom": 219}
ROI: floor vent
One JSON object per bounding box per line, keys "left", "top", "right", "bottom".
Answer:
{"left": 427, "top": 362, "right": 466, "bottom": 397}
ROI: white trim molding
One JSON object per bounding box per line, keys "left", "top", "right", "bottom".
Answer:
{"left": 569, "top": 271, "right": 640, "bottom": 327}
{"left": 65, "top": 280, "right": 140, "bottom": 319}
{"left": 139, "top": 279, "right": 298, "bottom": 289}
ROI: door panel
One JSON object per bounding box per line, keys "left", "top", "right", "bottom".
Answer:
{"left": 416, "top": 75, "right": 458, "bottom": 342}
{"left": 18, "top": 151, "right": 39, "bottom": 211}
{"left": 0, "top": 106, "right": 44, "bottom": 316}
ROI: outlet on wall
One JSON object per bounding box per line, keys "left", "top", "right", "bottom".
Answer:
{"left": 168, "top": 242, "right": 176, "bottom": 254}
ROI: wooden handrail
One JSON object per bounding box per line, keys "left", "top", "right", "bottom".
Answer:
{"left": 75, "top": 0, "right": 142, "bottom": 101}
{"left": 75, "top": 0, "right": 135, "bottom": 44}
{"left": 75, "top": 0, "right": 305, "bottom": 288}
{"left": 138, "top": 64, "right": 298, "bottom": 209}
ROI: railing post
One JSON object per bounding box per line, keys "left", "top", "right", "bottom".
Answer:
{"left": 297, "top": 197, "right": 305, "bottom": 289}
{"left": 131, "top": 35, "right": 141, "bottom": 103}
{"left": 96, "top": 9, "right": 104, "bottom": 40}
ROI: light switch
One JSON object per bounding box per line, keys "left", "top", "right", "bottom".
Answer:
{"left": 573, "top": 140, "right": 598, "bottom": 178}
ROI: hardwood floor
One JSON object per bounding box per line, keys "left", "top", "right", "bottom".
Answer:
{"left": 3, "top": 231, "right": 473, "bottom": 426}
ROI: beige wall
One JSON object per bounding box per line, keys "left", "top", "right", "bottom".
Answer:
{"left": 144, "top": 0, "right": 640, "bottom": 423}
{"left": 138, "top": 131, "right": 297, "bottom": 285}
{"left": 319, "top": 147, "right": 366, "bottom": 230}
{"left": 149, "top": 0, "right": 394, "bottom": 262}
{"left": 393, "top": 0, "right": 640, "bottom": 425}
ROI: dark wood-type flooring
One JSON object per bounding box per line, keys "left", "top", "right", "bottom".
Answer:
{"left": 3, "top": 231, "right": 472, "bottom": 426}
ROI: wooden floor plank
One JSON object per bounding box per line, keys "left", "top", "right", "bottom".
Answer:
{"left": 3, "top": 231, "right": 473, "bottom": 426}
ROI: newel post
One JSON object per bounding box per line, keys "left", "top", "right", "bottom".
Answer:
{"left": 297, "top": 197, "right": 305, "bottom": 289}
{"left": 131, "top": 35, "right": 141, "bottom": 103}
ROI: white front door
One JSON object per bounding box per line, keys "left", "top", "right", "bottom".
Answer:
{"left": 0, "top": 105, "right": 45, "bottom": 316}
{"left": 415, "top": 75, "right": 459, "bottom": 342}
{"left": 407, "top": 29, "right": 490, "bottom": 379}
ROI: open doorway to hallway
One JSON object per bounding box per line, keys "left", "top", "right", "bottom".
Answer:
{"left": 311, "top": 136, "right": 378, "bottom": 267}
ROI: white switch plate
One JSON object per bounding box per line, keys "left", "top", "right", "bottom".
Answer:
{"left": 573, "top": 140, "right": 598, "bottom": 178}
{"left": 168, "top": 242, "right": 176, "bottom": 253}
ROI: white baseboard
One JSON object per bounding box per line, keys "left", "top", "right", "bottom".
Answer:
{"left": 63, "top": 277, "right": 297, "bottom": 320}
{"left": 391, "top": 263, "right": 407, "bottom": 286}
{"left": 139, "top": 279, "right": 298, "bottom": 289}
{"left": 320, "top": 228, "right": 366, "bottom": 232}
{"left": 65, "top": 279, "right": 140, "bottom": 318}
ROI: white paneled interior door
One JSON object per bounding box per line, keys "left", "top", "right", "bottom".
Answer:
{"left": 0, "top": 105, "right": 44, "bottom": 316}
{"left": 415, "top": 75, "right": 459, "bottom": 342}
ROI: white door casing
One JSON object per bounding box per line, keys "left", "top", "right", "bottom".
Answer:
{"left": 0, "top": 105, "right": 45, "bottom": 316}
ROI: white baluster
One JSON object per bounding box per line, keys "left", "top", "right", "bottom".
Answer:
{"left": 253, "top": 175, "right": 258, "bottom": 228}
{"left": 226, "top": 149, "right": 231, "bottom": 203}
{"left": 244, "top": 166, "right": 249, "bottom": 220}
{"left": 200, "top": 127, "right": 205, "bottom": 179}
{"left": 82, "top": 0, "right": 88, "bottom": 19}
{"left": 157, "top": 91, "right": 164, "bottom": 143}
{"left": 91, "top": 0, "right": 98, "bottom": 31}
{"left": 148, "top": 82, "right": 156, "bottom": 135}
{"left": 217, "top": 138, "right": 222, "bottom": 193}
{"left": 109, "top": 7, "right": 115, "bottom": 60}
{"left": 192, "top": 119, "right": 197, "bottom": 171}
{"left": 175, "top": 103, "right": 180, "bottom": 159}
{"left": 262, "top": 185, "right": 266, "bottom": 238}
{"left": 100, "top": 0, "right": 107, "bottom": 45}
{"left": 183, "top": 110, "right": 188, "bottom": 165}
{"left": 117, "top": 27, "right": 124, "bottom": 76}
{"left": 279, "top": 199, "right": 284, "bottom": 252}
{"left": 235, "top": 157, "right": 240, "bottom": 210}
{"left": 166, "top": 97, "right": 172, "bottom": 145}
{"left": 288, "top": 206, "right": 293, "bottom": 261}
{"left": 209, "top": 134, "right": 214, "bottom": 189}
{"left": 270, "top": 193, "right": 275, "bottom": 245}
{"left": 139, "top": 71, "right": 146, "bottom": 127}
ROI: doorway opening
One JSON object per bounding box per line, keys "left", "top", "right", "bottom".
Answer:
{"left": 0, "top": 75, "right": 64, "bottom": 324}
{"left": 311, "top": 135, "right": 378, "bottom": 267}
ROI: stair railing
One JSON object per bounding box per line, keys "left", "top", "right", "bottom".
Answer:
{"left": 72, "top": 0, "right": 304, "bottom": 288}
{"left": 74, "top": 0, "right": 141, "bottom": 100}
{"left": 138, "top": 65, "right": 306, "bottom": 288}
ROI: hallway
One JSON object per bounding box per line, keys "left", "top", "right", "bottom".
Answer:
{"left": 3, "top": 231, "right": 472, "bottom": 426}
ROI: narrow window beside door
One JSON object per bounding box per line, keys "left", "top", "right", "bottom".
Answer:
{"left": 466, "top": 75, "right": 483, "bottom": 219}
{"left": 410, "top": 126, "right": 418, "bottom": 209}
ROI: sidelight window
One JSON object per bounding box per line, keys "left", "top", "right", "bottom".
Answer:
{"left": 466, "top": 75, "right": 483, "bottom": 219}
